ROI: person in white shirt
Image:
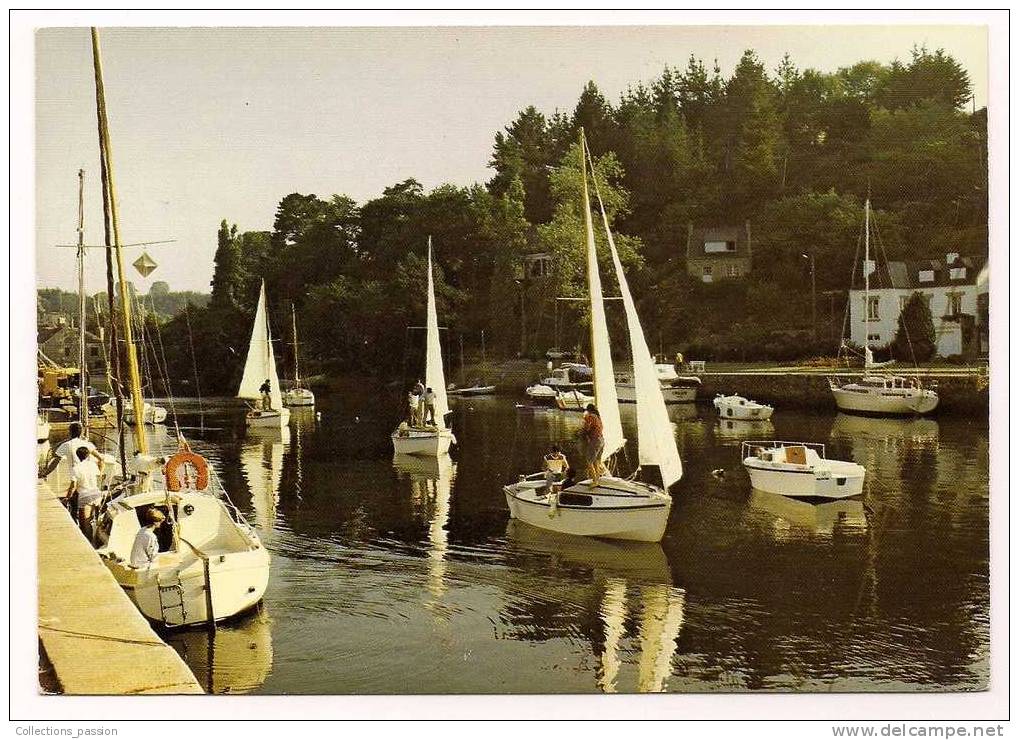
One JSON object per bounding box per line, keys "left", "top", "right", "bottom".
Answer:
{"left": 67, "top": 445, "right": 104, "bottom": 538}
{"left": 130, "top": 508, "right": 166, "bottom": 568}
{"left": 53, "top": 422, "right": 103, "bottom": 504}
{"left": 423, "top": 387, "right": 437, "bottom": 425}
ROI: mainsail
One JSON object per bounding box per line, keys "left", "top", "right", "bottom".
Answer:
{"left": 425, "top": 239, "right": 449, "bottom": 429}
{"left": 588, "top": 147, "right": 683, "bottom": 490}
{"left": 579, "top": 133, "right": 624, "bottom": 460}
{"left": 238, "top": 280, "right": 283, "bottom": 410}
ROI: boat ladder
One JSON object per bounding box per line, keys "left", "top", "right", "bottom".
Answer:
{"left": 157, "top": 574, "right": 187, "bottom": 626}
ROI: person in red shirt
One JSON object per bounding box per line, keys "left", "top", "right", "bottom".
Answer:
{"left": 577, "top": 404, "right": 605, "bottom": 486}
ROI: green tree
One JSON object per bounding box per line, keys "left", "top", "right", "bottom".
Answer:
{"left": 209, "top": 220, "right": 243, "bottom": 311}
{"left": 891, "top": 292, "right": 936, "bottom": 362}
{"left": 488, "top": 106, "right": 556, "bottom": 223}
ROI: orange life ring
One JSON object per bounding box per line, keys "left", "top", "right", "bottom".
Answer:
{"left": 164, "top": 450, "right": 210, "bottom": 492}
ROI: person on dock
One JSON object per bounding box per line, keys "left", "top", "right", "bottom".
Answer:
{"left": 423, "top": 387, "right": 437, "bottom": 425}
{"left": 577, "top": 404, "right": 605, "bottom": 486}
{"left": 259, "top": 379, "right": 272, "bottom": 410}
{"left": 51, "top": 422, "right": 103, "bottom": 501}
{"left": 67, "top": 445, "right": 104, "bottom": 539}
{"left": 130, "top": 508, "right": 166, "bottom": 569}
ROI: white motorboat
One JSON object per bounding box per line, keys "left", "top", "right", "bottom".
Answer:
{"left": 105, "top": 399, "right": 167, "bottom": 425}
{"left": 238, "top": 281, "right": 291, "bottom": 431}
{"left": 616, "top": 373, "right": 697, "bottom": 404}
{"left": 741, "top": 441, "right": 866, "bottom": 499}
{"left": 392, "top": 238, "right": 457, "bottom": 457}
{"left": 282, "top": 303, "right": 315, "bottom": 408}
{"left": 447, "top": 384, "right": 496, "bottom": 397}
{"left": 713, "top": 393, "right": 774, "bottom": 420}
{"left": 504, "top": 130, "right": 683, "bottom": 543}
{"left": 555, "top": 388, "right": 594, "bottom": 411}
{"left": 828, "top": 199, "right": 939, "bottom": 416}
{"left": 525, "top": 384, "right": 558, "bottom": 404}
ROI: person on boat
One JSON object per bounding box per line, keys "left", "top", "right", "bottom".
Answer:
{"left": 423, "top": 387, "right": 437, "bottom": 425}
{"left": 413, "top": 379, "right": 426, "bottom": 424}
{"left": 67, "top": 445, "right": 104, "bottom": 538}
{"left": 674, "top": 352, "right": 685, "bottom": 372}
{"left": 259, "top": 379, "right": 272, "bottom": 410}
{"left": 542, "top": 445, "right": 568, "bottom": 495}
{"left": 559, "top": 467, "right": 577, "bottom": 491}
{"left": 577, "top": 404, "right": 605, "bottom": 486}
{"left": 51, "top": 422, "right": 102, "bottom": 496}
{"left": 130, "top": 508, "right": 166, "bottom": 569}
{"left": 407, "top": 389, "right": 420, "bottom": 426}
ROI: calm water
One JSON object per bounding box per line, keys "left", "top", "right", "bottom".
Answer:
{"left": 130, "top": 391, "right": 987, "bottom": 694}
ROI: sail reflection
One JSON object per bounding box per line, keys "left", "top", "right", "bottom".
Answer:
{"left": 504, "top": 521, "right": 686, "bottom": 693}
{"left": 241, "top": 427, "right": 290, "bottom": 533}
{"left": 163, "top": 608, "right": 274, "bottom": 694}
{"left": 392, "top": 453, "right": 456, "bottom": 609}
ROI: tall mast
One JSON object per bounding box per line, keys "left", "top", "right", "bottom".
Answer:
{"left": 291, "top": 302, "right": 300, "bottom": 388}
{"left": 91, "top": 27, "right": 147, "bottom": 454}
{"left": 579, "top": 127, "right": 598, "bottom": 409}
{"left": 76, "top": 169, "right": 88, "bottom": 432}
{"left": 863, "top": 197, "right": 871, "bottom": 369}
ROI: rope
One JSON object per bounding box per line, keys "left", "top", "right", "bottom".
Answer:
{"left": 181, "top": 302, "right": 205, "bottom": 434}
{"left": 143, "top": 294, "right": 182, "bottom": 438}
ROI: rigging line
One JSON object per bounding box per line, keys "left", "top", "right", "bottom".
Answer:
{"left": 146, "top": 294, "right": 182, "bottom": 439}
{"left": 871, "top": 215, "right": 921, "bottom": 374}
{"left": 839, "top": 214, "right": 866, "bottom": 364}
{"left": 181, "top": 302, "right": 205, "bottom": 435}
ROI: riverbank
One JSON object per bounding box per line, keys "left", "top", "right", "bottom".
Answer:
{"left": 36, "top": 480, "right": 203, "bottom": 695}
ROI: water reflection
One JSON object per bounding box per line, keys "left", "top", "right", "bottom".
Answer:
{"left": 241, "top": 427, "right": 290, "bottom": 534}
{"left": 714, "top": 418, "right": 776, "bottom": 444}
{"left": 162, "top": 608, "right": 273, "bottom": 694}
{"left": 746, "top": 490, "right": 869, "bottom": 538}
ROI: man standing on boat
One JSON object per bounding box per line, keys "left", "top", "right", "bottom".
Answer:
{"left": 577, "top": 404, "right": 605, "bottom": 486}
{"left": 412, "top": 379, "right": 426, "bottom": 425}
{"left": 423, "top": 386, "right": 437, "bottom": 426}
{"left": 259, "top": 378, "right": 272, "bottom": 410}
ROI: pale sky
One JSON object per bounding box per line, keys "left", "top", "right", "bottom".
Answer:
{"left": 35, "top": 25, "right": 988, "bottom": 293}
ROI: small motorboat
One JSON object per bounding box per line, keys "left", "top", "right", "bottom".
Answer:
{"left": 555, "top": 388, "right": 594, "bottom": 411}
{"left": 525, "top": 383, "right": 558, "bottom": 404}
{"left": 741, "top": 441, "right": 866, "bottom": 499}
{"left": 447, "top": 383, "right": 496, "bottom": 397}
{"left": 714, "top": 393, "right": 774, "bottom": 420}
{"left": 616, "top": 373, "right": 698, "bottom": 404}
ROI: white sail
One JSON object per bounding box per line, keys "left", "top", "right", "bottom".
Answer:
{"left": 580, "top": 141, "right": 624, "bottom": 460}
{"left": 592, "top": 168, "right": 683, "bottom": 489}
{"left": 425, "top": 239, "right": 449, "bottom": 428}
{"left": 238, "top": 281, "right": 283, "bottom": 410}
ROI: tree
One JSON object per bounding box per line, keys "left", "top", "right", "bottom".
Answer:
{"left": 891, "top": 292, "right": 937, "bottom": 362}
{"left": 488, "top": 106, "right": 556, "bottom": 223}
{"left": 149, "top": 281, "right": 170, "bottom": 296}
{"left": 210, "top": 220, "right": 243, "bottom": 311}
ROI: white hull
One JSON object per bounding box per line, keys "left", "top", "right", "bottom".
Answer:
{"left": 246, "top": 408, "right": 291, "bottom": 428}
{"left": 391, "top": 426, "right": 455, "bottom": 457}
{"left": 105, "top": 401, "right": 167, "bottom": 425}
{"left": 503, "top": 475, "right": 672, "bottom": 543}
{"left": 742, "top": 443, "right": 865, "bottom": 500}
{"left": 448, "top": 385, "right": 496, "bottom": 397}
{"left": 714, "top": 395, "right": 774, "bottom": 420}
{"left": 283, "top": 388, "right": 315, "bottom": 407}
{"left": 830, "top": 384, "right": 939, "bottom": 415}
{"left": 556, "top": 390, "right": 594, "bottom": 410}
{"left": 525, "top": 384, "right": 558, "bottom": 404}
{"left": 616, "top": 383, "right": 696, "bottom": 404}
{"left": 98, "top": 489, "right": 270, "bottom": 628}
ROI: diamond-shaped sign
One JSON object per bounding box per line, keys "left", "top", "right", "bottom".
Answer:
{"left": 133, "top": 251, "right": 158, "bottom": 278}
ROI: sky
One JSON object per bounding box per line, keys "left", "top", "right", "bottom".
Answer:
{"left": 35, "top": 24, "right": 988, "bottom": 294}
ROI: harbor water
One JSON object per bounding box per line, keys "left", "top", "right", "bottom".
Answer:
{"left": 91, "top": 392, "right": 989, "bottom": 694}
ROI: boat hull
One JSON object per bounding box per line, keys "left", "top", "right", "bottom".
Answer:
{"left": 830, "top": 386, "right": 939, "bottom": 416}
{"left": 282, "top": 389, "right": 315, "bottom": 407}
{"left": 448, "top": 385, "right": 497, "bottom": 397}
{"left": 246, "top": 408, "right": 291, "bottom": 428}
{"left": 714, "top": 396, "right": 774, "bottom": 420}
{"left": 743, "top": 462, "right": 865, "bottom": 499}
{"left": 503, "top": 476, "right": 672, "bottom": 543}
{"left": 391, "top": 426, "right": 455, "bottom": 456}
{"left": 616, "top": 383, "right": 696, "bottom": 404}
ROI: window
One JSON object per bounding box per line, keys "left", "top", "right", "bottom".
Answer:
{"left": 701, "top": 265, "right": 713, "bottom": 283}
{"left": 919, "top": 270, "right": 935, "bottom": 283}
{"left": 948, "top": 293, "right": 963, "bottom": 316}
{"left": 868, "top": 333, "right": 881, "bottom": 342}
{"left": 949, "top": 267, "right": 967, "bottom": 280}
{"left": 726, "top": 264, "right": 741, "bottom": 278}
{"left": 867, "top": 296, "right": 880, "bottom": 321}
{"left": 704, "top": 240, "right": 736, "bottom": 253}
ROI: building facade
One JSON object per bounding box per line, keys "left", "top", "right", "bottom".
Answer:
{"left": 848, "top": 253, "right": 987, "bottom": 357}
{"left": 686, "top": 223, "right": 752, "bottom": 282}
{"left": 38, "top": 319, "right": 106, "bottom": 375}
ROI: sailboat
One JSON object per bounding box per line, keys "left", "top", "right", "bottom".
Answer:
{"left": 503, "top": 130, "right": 682, "bottom": 543}
{"left": 86, "top": 26, "right": 270, "bottom": 628}
{"left": 391, "top": 239, "right": 457, "bottom": 456}
{"left": 828, "top": 199, "right": 939, "bottom": 415}
{"left": 239, "top": 281, "right": 291, "bottom": 430}
{"left": 447, "top": 332, "right": 496, "bottom": 397}
{"left": 282, "top": 303, "right": 315, "bottom": 407}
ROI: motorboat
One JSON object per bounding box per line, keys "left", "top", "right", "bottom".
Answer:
{"left": 741, "top": 440, "right": 866, "bottom": 499}
{"left": 504, "top": 130, "right": 683, "bottom": 543}
{"left": 238, "top": 281, "right": 291, "bottom": 431}
{"left": 391, "top": 238, "right": 457, "bottom": 457}
{"left": 616, "top": 372, "right": 698, "bottom": 404}
{"left": 555, "top": 388, "right": 594, "bottom": 411}
{"left": 105, "top": 399, "right": 167, "bottom": 425}
{"left": 447, "top": 383, "right": 496, "bottom": 397}
{"left": 525, "top": 384, "right": 558, "bottom": 404}
{"left": 713, "top": 393, "right": 774, "bottom": 420}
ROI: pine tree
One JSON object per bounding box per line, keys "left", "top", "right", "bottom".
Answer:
{"left": 892, "top": 292, "right": 937, "bottom": 362}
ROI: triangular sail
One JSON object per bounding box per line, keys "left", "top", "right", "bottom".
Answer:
{"left": 579, "top": 134, "right": 624, "bottom": 461}
{"left": 425, "top": 239, "right": 449, "bottom": 428}
{"left": 589, "top": 154, "right": 683, "bottom": 489}
{"left": 238, "top": 281, "right": 283, "bottom": 409}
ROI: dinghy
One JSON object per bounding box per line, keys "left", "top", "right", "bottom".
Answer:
{"left": 239, "top": 281, "right": 291, "bottom": 430}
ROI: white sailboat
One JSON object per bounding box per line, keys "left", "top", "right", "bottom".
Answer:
{"left": 86, "top": 26, "right": 270, "bottom": 628}
{"left": 239, "top": 281, "right": 291, "bottom": 430}
{"left": 391, "top": 239, "right": 457, "bottom": 456}
{"left": 282, "top": 303, "right": 315, "bottom": 407}
{"left": 504, "top": 130, "right": 681, "bottom": 543}
{"left": 828, "top": 199, "right": 939, "bottom": 415}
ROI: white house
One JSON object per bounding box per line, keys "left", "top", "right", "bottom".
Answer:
{"left": 849, "top": 253, "right": 988, "bottom": 358}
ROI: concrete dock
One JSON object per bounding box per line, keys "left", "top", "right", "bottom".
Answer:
{"left": 37, "top": 480, "right": 203, "bottom": 695}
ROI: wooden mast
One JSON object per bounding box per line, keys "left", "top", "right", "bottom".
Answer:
{"left": 91, "top": 27, "right": 147, "bottom": 453}
{"left": 76, "top": 169, "right": 88, "bottom": 432}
